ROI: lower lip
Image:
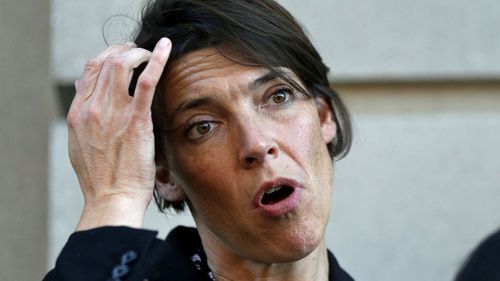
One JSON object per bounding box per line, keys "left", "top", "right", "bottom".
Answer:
{"left": 255, "top": 188, "right": 303, "bottom": 217}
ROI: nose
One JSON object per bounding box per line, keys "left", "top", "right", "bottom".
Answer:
{"left": 237, "top": 117, "right": 279, "bottom": 168}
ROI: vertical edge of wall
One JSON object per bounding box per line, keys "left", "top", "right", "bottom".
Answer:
{"left": 0, "top": 0, "right": 55, "bottom": 280}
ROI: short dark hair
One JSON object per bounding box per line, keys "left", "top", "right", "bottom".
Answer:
{"left": 455, "top": 228, "right": 500, "bottom": 281}
{"left": 129, "top": 0, "right": 352, "bottom": 212}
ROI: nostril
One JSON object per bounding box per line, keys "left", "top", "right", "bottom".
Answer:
{"left": 245, "top": 157, "right": 256, "bottom": 165}
{"left": 267, "top": 147, "right": 277, "bottom": 156}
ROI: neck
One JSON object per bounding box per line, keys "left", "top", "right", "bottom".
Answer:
{"left": 203, "top": 237, "right": 329, "bottom": 281}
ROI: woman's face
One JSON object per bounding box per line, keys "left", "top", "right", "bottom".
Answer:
{"left": 160, "top": 48, "right": 337, "bottom": 263}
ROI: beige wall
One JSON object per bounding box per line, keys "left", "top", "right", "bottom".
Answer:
{"left": 337, "top": 81, "right": 500, "bottom": 114}
{"left": 0, "top": 0, "right": 55, "bottom": 280}
{"left": 328, "top": 82, "right": 500, "bottom": 280}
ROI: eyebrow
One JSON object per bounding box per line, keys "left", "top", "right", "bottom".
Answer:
{"left": 248, "top": 70, "right": 282, "bottom": 91}
{"left": 170, "top": 70, "right": 286, "bottom": 119}
{"left": 171, "top": 97, "right": 217, "bottom": 118}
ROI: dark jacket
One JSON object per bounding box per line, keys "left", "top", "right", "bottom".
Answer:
{"left": 43, "top": 226, "right": 354, "bottom": 281}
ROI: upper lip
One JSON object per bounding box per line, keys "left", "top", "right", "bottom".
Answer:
{"left": 252, "top": 177, "right": 302, "bottom": 207}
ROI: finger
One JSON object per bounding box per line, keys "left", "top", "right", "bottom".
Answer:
{"left": 75, "top": 44, "right": 134, "bottom": 104}
{"left": 90, "top": 44, "right": 136, "bottom": 106}
{"left": 133, "top": 38, "right": 172, "bottom": 115}
{"left": 70, "top": 44, "right": 128, "bottom": 128}
{"left": 107, "top": 48, "right": 153, "bottom": 105}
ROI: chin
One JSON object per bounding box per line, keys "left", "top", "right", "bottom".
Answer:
{"left": 260, "top": 223, "right": 326, "bottom": 263}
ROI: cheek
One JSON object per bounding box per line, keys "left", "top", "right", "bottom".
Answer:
{"left": 175, "top": 150, "right": 213, "bottom": 180}
{"left": 278, "top": 108, "right": 327, "bottom": 167}
{"left": 281, "top": 109, "right": 333, "bottom": 202}
{"left": 172, "top": 149, "right": 219, "bottom": 186}
{"left": 168, "top": 144, "right": 235, "bottom": 207}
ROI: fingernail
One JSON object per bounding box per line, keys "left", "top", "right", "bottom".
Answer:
{"left": 125, "top": 41, "right": 137, "bottom": 47}
{"left": 158, "top": 37, "right": 170, "bottom": 48}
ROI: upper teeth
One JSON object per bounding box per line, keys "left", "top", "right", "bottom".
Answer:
{"left": 265, "top": 186, "right": 282, "bottom": 194}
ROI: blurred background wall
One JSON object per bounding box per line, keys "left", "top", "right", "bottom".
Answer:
{"left": 1, "top": 0, "right": 499, "bottom": 280}
{"left": 0, "top": 0, "right": 54, "bottom": 280}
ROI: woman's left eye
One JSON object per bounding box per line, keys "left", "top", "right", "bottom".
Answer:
{"left": 268, "top": 87, "right": 294, "bottom": 105}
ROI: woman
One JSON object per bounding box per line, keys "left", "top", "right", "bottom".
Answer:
{"left": 44, "top": 0, "right": 353, "bottom": 280}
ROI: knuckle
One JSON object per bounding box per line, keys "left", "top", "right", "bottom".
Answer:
{"left": 103, "top": 55, "right": 114, "bottom": 66}
{"left": 149, "top": 54, "right": 164, "bottom": 65}
{"left": 84, "top": 58, "right": 101, "bottom": 73}
{"left": 112, "top": 58, "right": 126, "bottom": 71}
{"left": 106, "top": 55, "right": 127, "bottom": 71}
{"left": 66, "top": 108, "right": 80, "bottom": 128}
{"left": 75, "top": 78, "right": 90, "bottom": 92}
{"left": 86, "top": 105, "right": 101, "bottom": 121}
{"left": 149, "top": 54, "right": 161, "bottom": 63}
{"left": 137, "top": 74, "right": 156, "bottom": 90}
{"left": 78, "top": 79, "right": 89, "bottom": 90}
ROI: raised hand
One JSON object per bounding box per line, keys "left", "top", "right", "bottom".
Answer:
{"left": 67, "top": 38, "right": 171, "bottom": 231}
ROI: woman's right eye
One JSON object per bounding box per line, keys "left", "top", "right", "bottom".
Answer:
{"left": 186, "top": 120, "right": 219, "bottom": 140}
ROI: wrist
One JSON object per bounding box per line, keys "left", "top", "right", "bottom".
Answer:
{"left": 76, "top": 194, "right": 150, "bottom": 231}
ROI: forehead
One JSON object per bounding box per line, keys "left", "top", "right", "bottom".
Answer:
{"left": 163, "top": 48, "right": 267, "bottom": 92}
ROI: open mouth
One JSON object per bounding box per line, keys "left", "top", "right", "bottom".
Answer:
{"left": 261, "top": 185, "right": 295, "bottom": 205}
{"left": 253, "top": 178, "right": 302, "bottom": 217}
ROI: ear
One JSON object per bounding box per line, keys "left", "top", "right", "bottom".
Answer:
{"left": 316, "top": 97, "right": 337, "bottom": 143}
{"left": 155, "top": 166, "right": 186, "bottom": 202}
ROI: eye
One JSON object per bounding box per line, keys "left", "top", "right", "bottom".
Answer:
{"left": 186, "top": 120, "right": 219, "bottom": 140}
{"left": 268, "top": 87, "right": 294, "bottom": 105}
